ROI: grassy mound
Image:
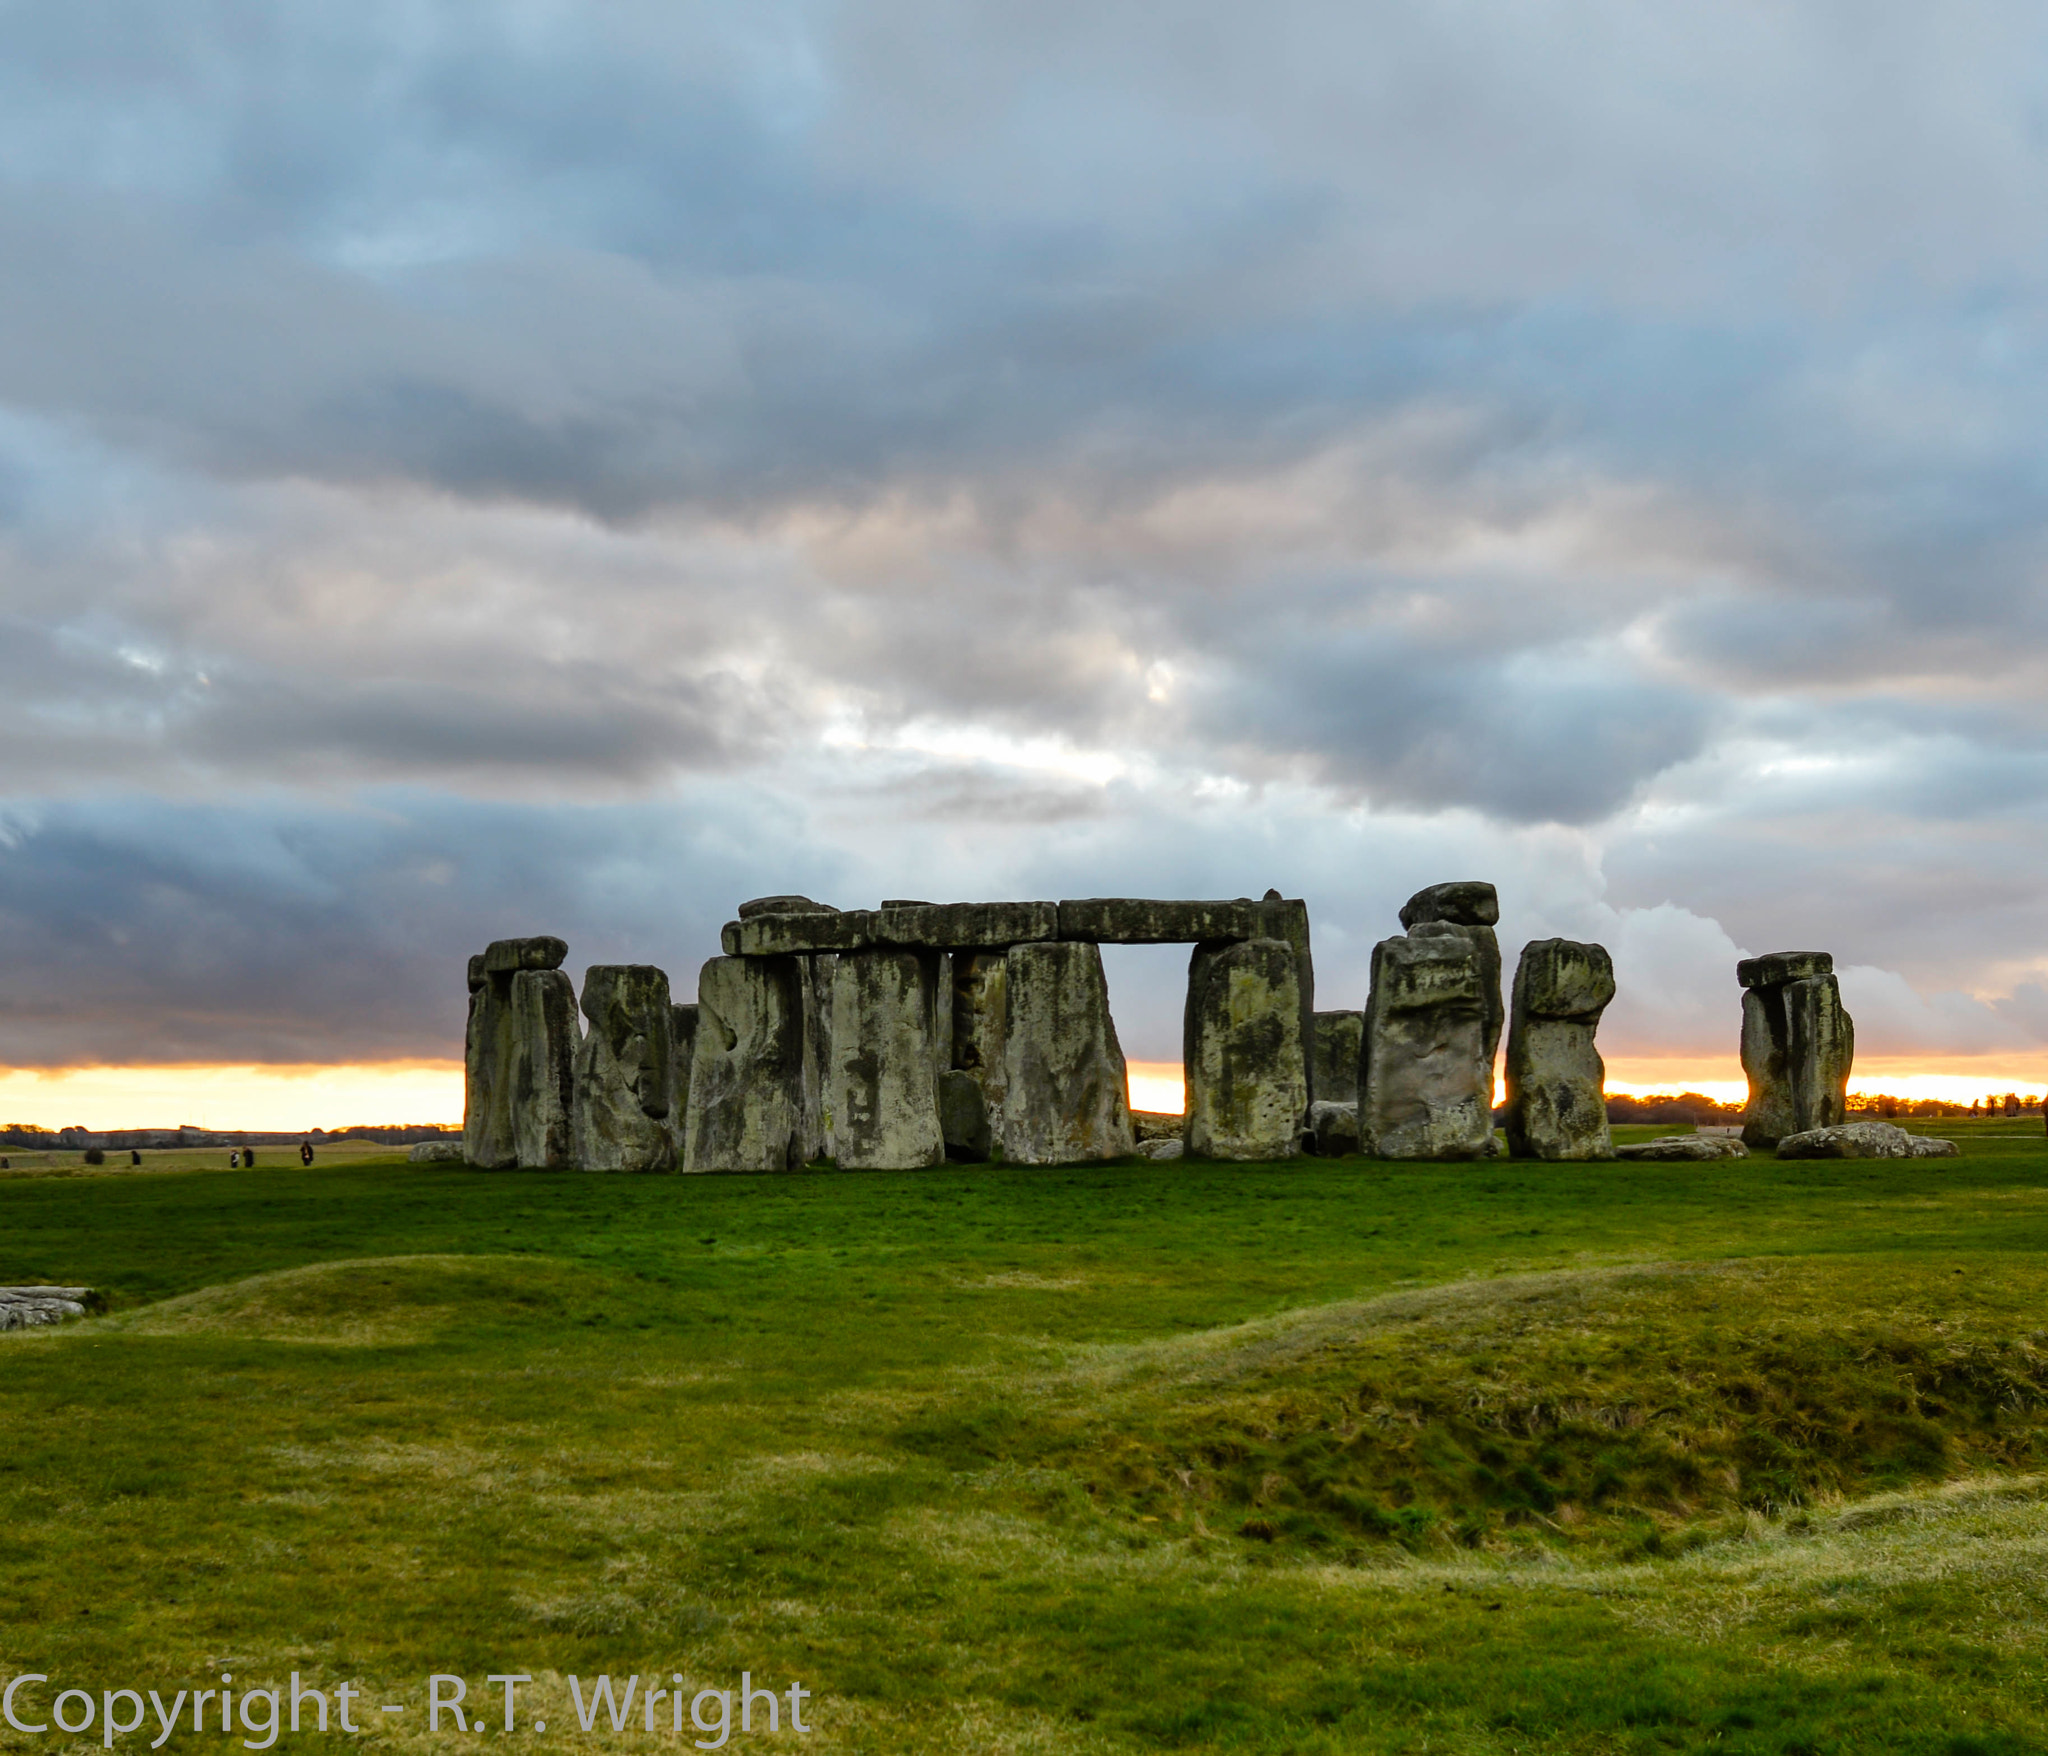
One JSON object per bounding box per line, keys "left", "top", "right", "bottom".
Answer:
{"left": 900, "top": 1258, "right": 2048, "bottom": 1557}
{"left": 98, "top": 1253, "right": 603, "bottom": 1345}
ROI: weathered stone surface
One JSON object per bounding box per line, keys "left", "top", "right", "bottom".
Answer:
{"left": 1183, "top": 937, "right": 1307, "bottom": 1160}
{"left": 809, "top": 958, "right": 836, "bottom": 1158}
{"left": 739, "top": 895, "right": 837, "bottom": 918}
{"left": 1398, "top": 882, "right": 1500, "bottom": 930}
{"left": 1130, "top": 1109, "right": 1184, "bottom": 1143}
{"left": 938, "top": 1069, "right": 993, "bottom": 1163}
{"left": 684, "top": 955, "right": 810, "bottom": 1172}
{"left": 467, "top": 953, "right": 486, "bottom": 992}
{"left": 1737, "top": 950, "right": 1833, "bottom": 990}
{"left": 0, "top": 1286, "right": 100, "bottom": 1329}
{"left": 1307, "top": 1099, "right": 1360, "bottom": 1157}
{"left": 1002, "top": 941, "right": 1135, "bottom": 1164}
{"left": 572, "top": 965, "right": 675, "bottom": 1173}
{"left": 1406, "top": 918, "right": 1504, "bottom": 1066}
{"left": 1503, "top": 938, "right": 1616, "bottom": 1161}
{"left": 827, "top": 950, "right": 946, "bottom": 1171}
{"left": 1136, "top": 1137, "right": 1185, "bottom": 1161}
{"left": 951, "top": 953, "right": 1009, "bottom": 1122}
{"left": 408, "top": 1141, "right": 465, "bottom": 1163}
{"left": 734, "top": 901, "right": 1056, "bottom": 956}
{"left": 1776, "top": 1121, "right": 1959, "bottom": 1160}
{"left": 1055, "top": 898, "right": 1262, "bottom": 944}
{"left": 482, "top": 936, "right": 568, "bottom": 974}
{"left": 1251, "top": 893, "right": 1317, "bottom": 1103}
{"left": 1740, "top": 964, "right": 1854, "bottom": 1148}
{"left": 1359, "top": 933, "right": 1495, "bottom": 1160}
{"left": 1615, "top": 1134, "right": 1751, "bottom": 1161}
{"left": 465, "top": 946, "right": 578, "bottom": 1170}
{"left": 1313, "top": 1012, "right": 1363, "bottom": 1106}
{"left": 509, "top": 969, "right": 577, "bottom": 1168}
{"left": 668, "top": 1002, "right": 700, "bottom": 1161}
{"left": 880, "top": 901, "right": 1057, "bottom": 949}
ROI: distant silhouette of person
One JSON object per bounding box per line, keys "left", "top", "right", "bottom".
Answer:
{"left": 299, "top": 1140, "right": 315, "bottom": 1166}
{"left": 228, "top": 1148, "right": 241, "bottom": 1168}
{"left": 130, "top": 1149, "right": 140, "bottom": 1165}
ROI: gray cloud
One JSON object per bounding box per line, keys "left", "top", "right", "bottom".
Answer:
{"left": 2, "top": 2, "right": 2048, "bottom": 1077}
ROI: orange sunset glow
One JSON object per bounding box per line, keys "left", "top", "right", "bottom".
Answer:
{"left": 4, "top": 1057, "right": 2043, "bottom": 1132}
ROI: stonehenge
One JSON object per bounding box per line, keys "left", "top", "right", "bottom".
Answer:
{"left": 456, "top": 885, "right": 1871, "bottom": 1175}
{"left": 1312, "top": 1011, "right": 1362, "bottom": 1106}
{"left": 684, "top": 955, "right": 811, "bottom": 1172}
{"left": 463, "top": 936, "right": 577, "bottom": 1170}
{"left": 571, "top": 964, "right": 675, "bottom": 1172}
{"left": 1738, "top": 952, "right": 1855, "bottom": 1148}
{"left": 828, "top": 948, "right": 947, "bottom": 1170}
{"left": 1184, "top": 937, "right": 1307, "bottom": 1159}
{"left": 1502, "top": 938, "right": 1616, "bottom": 1161}
{"left": 1355, "top": 883, "right": 1511, "bottom": 1161}
{"left": 1003, "top": 941, "right": 1136, "bottom": 1164}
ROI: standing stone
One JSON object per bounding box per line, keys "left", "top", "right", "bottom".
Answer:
{"left": 669, "top": 1002, "right": 700, "bottom": 1164}
{"left": 1313, "top": 1011, "right": 1363, "bottom": 1105}
{"left": 1739, "top": 953, "right": 1855, "bottom": 1148}
{"left": 1400, "top": 882, "right": 1503, "bottom": 1065}
{"left": 1503, "top": 939, "right": 1616, "bottom": 1161}
{"left": 1003, "top": 941, "right": 1135, "bottom": 1165}
{"left": 938, "top": 1069, "right": 993, "bottom": 1163}
{"left": 1252, "top": 890, "right": 1318, "bottom": 1106}
{"left": 464, "top": 936, "right": 573, "bottom": 1170}
{"left": 828, "top": 950, "right": 946, "bottom": 1171}
{"left": 1183, "top": 937, "right": 1307, "bottom": 1160}
{"left": 509, "top": 968, "right": 578, "bottom": 1169}
{"left": 951, "top": 953, "right": 1009, "bottom": 1124}
{"left": 572, "top": 965, "right": 675, "bottom": 1173}
{"left": 1358, "top": 933, "right": 1496, "bottom": 1160}
{"left": 684, "top": 955, "right": 810, "bottom": 1172}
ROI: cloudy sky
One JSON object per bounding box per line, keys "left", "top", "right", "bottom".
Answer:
{"left": 5, "top": 1, "right": 2048, "bottom": 1116}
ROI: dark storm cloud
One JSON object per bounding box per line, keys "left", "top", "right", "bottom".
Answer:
{"left": 4, "top": 1, "right": 2048, "bottom": 1069}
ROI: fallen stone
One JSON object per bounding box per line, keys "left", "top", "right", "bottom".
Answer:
{"left": 0, "top": 1286, "right": 100, "bottom": 1329}
{"left": 938, "top": 1068, "right": 993, "bottom": 1163}
{"left": 1398, "top": 882, "right": 1500, "bottom": 930}
{"left": 1307, "top": 1099, "right": 1360, "bottom": 1157}
{"left": 1359, "top": 932, "right": 1495, "bottom": 1160}
{"left": 1136, "top": 1137, "right": 1185, "bottom": 1161}
{"left": 1775, "top": 1120, "right": 1959, "bottom": 1160}
{"left": 1615, "top": 1134, "right": 1751, "bottom": 1161}
{"left": 1055, "top": 898, "right": 1262, "bottom": 944}
{"left": 1130, "top": 1109, "right": 1184, "bottom": 1143}
{"left": 1313, "top": 1011, "right": 1363, "bottom": 1106}
{"left": 684, "top": 955, "right": 810, "bottom": 1172}
{"left": 1740, "top": 958, "right": 1855, "bottom": 1148}
{"left": 827, "top": 950, "right": 946, "bottom": 1171}
{"left": 1183, "top": 937, "right": 1307, "bottom": 1160}
{"left": 1737, "top": 950, "right": 1834, "bottom": 989}
{"left": 572, "top": 964, "right": 676, "bottom": 1173}
{"left": 407, "top": 1141, "right": 465, "bottom": 1163}
{"left": 1503, "top": 938, "right": 1617, "bottom": 1161}
{"left": 1002, "top": 941, "right": 1135, "bottom": 1164}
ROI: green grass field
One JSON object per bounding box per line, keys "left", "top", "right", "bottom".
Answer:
{"left": 4, "top": 1119, "right": 2048, "bottom": 1753}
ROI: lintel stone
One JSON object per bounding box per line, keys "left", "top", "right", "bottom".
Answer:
{"left": 1737, "top": 950, "right": 1834, "bottom": 989}
{"left": 482, "top": 935, "right": 568, "bottom": 974}
{"left": 1055, "top": 898, "right": 1262, "bottom": 944}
